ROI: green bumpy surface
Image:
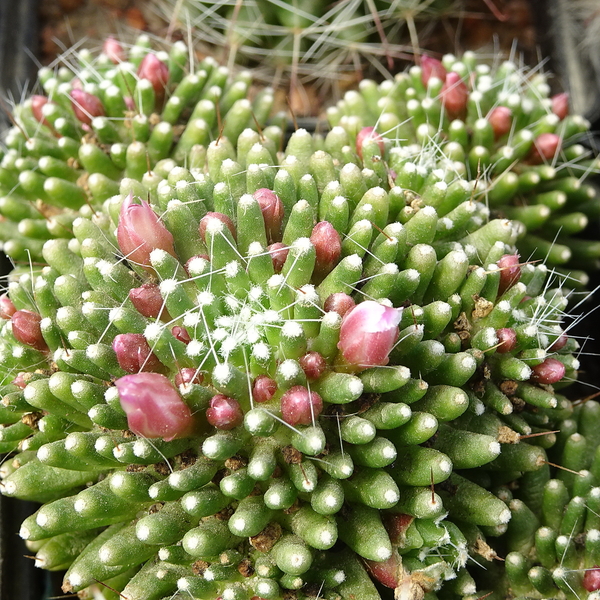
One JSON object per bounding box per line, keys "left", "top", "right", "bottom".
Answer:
{"left": 0, "top": 38, "right": 597, "bottom": 600}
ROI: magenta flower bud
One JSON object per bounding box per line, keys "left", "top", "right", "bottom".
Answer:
{"left": 364, "top": 552, "right": 401, "bottom": 589}
{"left": 115, "top": 373, "right": 195, "bottom": 440}
{"left": 11, "top": 310, "right": 48, "bottom": 353}
{"left": 254, "top": 188, "right": 284, "bottom": 244}
{"left": 299, "top": 352, "right": 327, "bottom": 380}
{"left": 528, "top": 133, "right": 561, "bottom": 164}
{"left": 0, "top": 294, "right": 16, "bottom": 319}
{"left": 530, "top": 357, "right": 566, "bottom": 384}
{"left": 11, "top": 372, "right": 29, "bottom": 389}
{"left": 584, "top": 566, "right": 600, "bottom": 592}
{"left": 441, "top": 72, "right": 468, "bottom": 120}
{"left": 171, "top": 326, "right": 191, "bottom": 344}
{"left": 199, "top": 212, "right": 237, "bottom": 242}
{"left": 206, "top": 395, "right": 243, "bottom": 430}
{"left": 310, "top": 221, "right": 341, "bottom": 280}
{"left": 420, "top": 55, "right": 447, "bottom": 86}
{"left": 102, "top": 36, "right": 125, "bottom": 64}
{"left": 117, "top": 193, "right": 176, "bottom": 268}
{"left": 280, "top": 385, "right": 323, "bottom": 426}
{"left": 496, "top": 328, "right": 517, "bottom": 354}
{"left": 551, "top": 92, "right": 569, "bottom": 120}
{"left": 355, "top": 126, "right": 385, "bottom": 160}
{"left": 70, "top": 89, "right": 105, "bottom": 125}
{"left": 323, "top": 293, "right": 356, "bottom": 317}
{"left": 31, "top": 95, "right": 51, "bottom": 127}
{"left": 129, "top": 283, "right": 170, "bottom": 321}
{"left": 487, "top": 106, "right": 512, "bottom": 139}
{"left": 112, "top": 333, "right": 163, "bottom": 373}
{"left": 267, "top": 242, "right": 288, "bottom": 273}
{"left": 252, "top": 376, "right": 278, "bottom": 403}
{"left": 124, "top": 96, "right": 136, "bottom": 111}
{"left": 383, "top": 512, "right": 413, "bottom": 545}
{"left": 137, "top": 53, "right": 169, "bottom": 97}
{"left": 497, "top": 254, "right": 521, "bottom": 296}
{"left": 175, "top": 368, "right": 204, "bottom": 387}
{"left": 337, "top": 301, "right": 402, "bottom": 369}
{"left": 549, "top": 332, "right": 568, "bottom": 352}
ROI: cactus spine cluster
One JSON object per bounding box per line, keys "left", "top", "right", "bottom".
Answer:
{"left": 0, "top": 34, "right": 599, "bottom": 600}
{"left": 157, "top": 0, "right": 464, "bottom": 92}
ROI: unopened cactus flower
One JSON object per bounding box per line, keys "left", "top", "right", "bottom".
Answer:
{"left": 0, "top": 37, "right": 595, "bottom": 600}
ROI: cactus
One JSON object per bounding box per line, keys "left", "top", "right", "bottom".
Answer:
{"left": 0, "top": 33, "right": 275, "bottom": 263}
{"left": 154, "top": 0, "right": 465, "bottom": 102}
{"left": 328, "top": 51, "right": 600, "bottom": 285}
{"left": 0, "top": 36, "right": 597, "bottom": 600}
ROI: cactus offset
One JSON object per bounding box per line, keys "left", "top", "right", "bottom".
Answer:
{"left": 0, "top": 37, "right": 596, "bottom": 600}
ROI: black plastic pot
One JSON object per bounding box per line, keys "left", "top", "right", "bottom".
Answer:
{"left": 0, "top": 0, "right": 48, "bottom": 597}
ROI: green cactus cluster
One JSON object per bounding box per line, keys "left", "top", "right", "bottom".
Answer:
{"left": 328, "top": 51, "right": 600, "bottom": 284}
{"left": 0, "top": 35, "right": 598, "bottom": 600}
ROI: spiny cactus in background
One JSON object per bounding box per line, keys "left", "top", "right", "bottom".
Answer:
{"left": 0, "top": 34, "right": 275, "bottom": 263}
{"left": 0, "top": 37, "right": 596, "bottom": 600}
{"left": 329, "top": 51, "right": 600, "bottom": 285}
{"left": 152, "top": 0, "right": 463, "bottom": 102}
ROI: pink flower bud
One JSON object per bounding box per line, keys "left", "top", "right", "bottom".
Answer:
{"left": 364, "top": 551, "right": 402, "bottom": 589}
{"left": 497, "top": 254, "right": 521, "bottom": 296}
{"left": 299, "top": 352, "right": 327, "bottom": 380}
{"left": 383, "top": 512, "right": 414, "bottom": 545}
{"left": 549, "top": 332, "right": 568, "bottom": 352}
{"left": 488, "top": 106, "right": 512, "bottom": 139}
{"left": 584, "top": 566, "right": 600, "bottom": 592}
{"left": 112, "top": 333, "right": 163, "bottom": 373}
{"left": 137, "top": 53, "right": 169, "bottom": 97}
{"left": 70, "top": 89, "right": 105, "bottom": 125}
{"left": 252, "top": 376, "right": 277, "bottom": 403}
{"left": 528, "top": 133, "right": 561, "bottom": 164}
{"left": 11, "top": 310, "right": 48, "bottom": 352}
{"left": 496, "top": 328, "right": 517, "bottom": 353}
{"left": 441, "top": 72, "right": 468, "bottom": 120}
{"left": 129, "top": 283, "right": 170, "bottom": 320}
{"left": 310, "top": 221, "right": 341, "bottom": 280}
{"left": 253, "top": 189, "right": 284, "bottom": 244}
{"left": 31, "top": 95, "right": 51, "bottom": 127}
{"left": 551, "top": 92, "right": 569, "bottom": 120}
{"left": 175, "top": 367, "right": 204, "bottom": 387}
{"left": 11, "top": 372, "right": 29, "bottom": 389}
{"left": 0, "top": 294, "right": 16, "bottom": 319}
{"left": 102, "top": 36, "right": 125, "bottom": 64}
{"left": 324, "top": 293, "right": 355, "bottom": 317}
{"left": 117, "top": 193, "right": 176, "bottom": 268}
{"left": 206, "top": 395, "right": 243, "bottom": 430}
{"left": 267, "top": 242, "right": 288, "bottom": 273}
{"left": 171, "top": 326, "right": 191, "bottom": 344}
{"left": 337, "top": 301, "right": 402, "bottom": 369}
{"left": 199, "top": 212, "right": 237, "bottom": 242}
{"left": 115, "top": 373, "right": 195, "bottom": 440}
{"left": 530, "top": 357, "right": 566, "bottom": 384}
{"left": 124, "top": 96, "right": 136, "bottom": 111}
{"left": 355, "top": 126, "right": 385, "bottom": 160}
{"left": 420, "top": 55, "right": 447, "bottom": 86}
{"left": 280, "top": 385, "right": 323, "bottom": 426}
